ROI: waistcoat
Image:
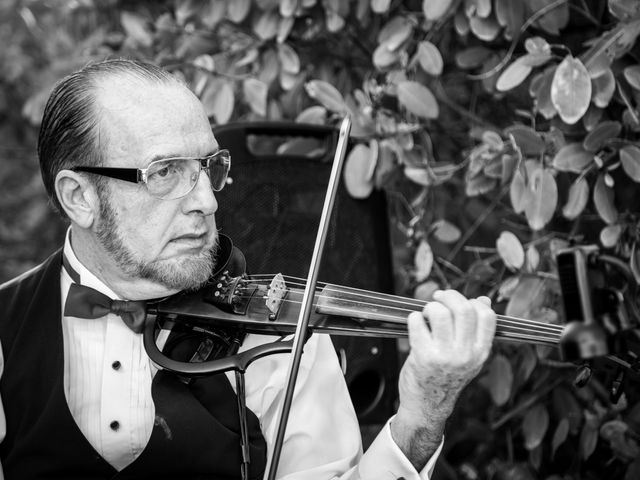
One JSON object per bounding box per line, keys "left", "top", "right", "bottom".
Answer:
{"left": 0, "top": 249, "right": 267, "bottom": 479}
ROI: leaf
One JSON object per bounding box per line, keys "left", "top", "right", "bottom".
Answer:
{"left": 396, "top": 81, "right": 439, "bottom": 119}
{"left": 242, "top": 78, "right": 268, "bottom": 116}
{"left": 624, "top": 65, "right": 640, "bottom": 90}
{"left": 525, "top": 37, "right": 550, "bottom": 55}
{"left": 454, "top": 9, "right": 470, "bottom": 35}
{"left": 530, "top": 67, "right": 556, "bottom": 119}
{"left": 279, "top": 70, "right": 299, "bottom": 91}
{"left": 505, "top": 125, "right": 545, "bottom": 156}
{"left": 552, "top": 418, "right": 570, "bottom": 457}
{"left": 305, "top": 80, "right": 346, "bottom": 112}
{"left": 120, "top": 11, "right": 153, "bottom": 47}
{"left": 497, "top": 276, "right": 519, "bottom": 302}
{"left": 201, "top": 80, "right": 235, "bottom": 124}
{"left": 277, "top": 43, "right": 300, "bottom": 74}
{"left": 432, "top": 220, "right": 461, "bottom": 243}
{"left": 253, "top": 10, "right": 279, "bottom": 40}
{"left": 344, "top": 144, "right": 375, "bottom": 199}
{"left": 496, "top": 58, "right": 532, "bottom": 92}
{"left": 609, "top": 0, "right": 640, "bottom": 20}
{"left": 594, "top": 173, "right": 618, "bottom": 224}
{"left": 510, "top": 169, "right": 528, "bottom": 213}
{"left": 465, "top": 173, "right": 496, "bottom": 196}
{"left": 562, "top": 177, "right": 589, "bottom": 220}
{"left": 475, "top": 0, "right": 492, "bottom": 18}
{"left": 200, "top": 0, "right": 227, "bottom": 28}
{"left": 228, "top": 0, "right": 251, "bottom": 22}
{"left": 580, "top": 411, "right": 599, "bottom": 459}
{"left": 585, "top": 51, "right": 612, "bottom": 79}
{"left": 583, "top": 105, "right": 604, "bottom": 131}
{"left": 583, "top": 121, "right": 622, "bottom": 152}
{"left": 455, "top": 46, "right": 492, "bottom": 69}
{"left": 484, "top": 354, "right": 513, "bottom": 406}
{"left": 414, "top": 239, "right": 434, "bottom": 281}
{"left": 525, "top": 167, "right": 557, "bottom": 231}
{"left": 378, "top": 16, "right": 413, "bottom": 51}
{"left": 404, "top": 167, "right": 432, "bottom": 187}
{"left": 551, "top": 56, "right": 592, "bottom": 125}
{"left": 422, "top": 0, "right": 454, "bottom": 20}
{"left": 526, "top": 245, "right": 540, "bottom": 270}
{"left": 258, "top": 49, "right": 280, "bottom": 85}
{"left": 373, "top": 43, "right": 401, "bottom": 70}
{"left": 522, "top": 404, "right": 549, "bottom": 450}
{"left": 553, "top": 143, "right": 593, "bottom": 173}
{"left": 592, "top": 69, "right": 616, "bottom": 108}
{"left": 175, "top": 0, "right": 206, "bottom": 25}
{"left": 601, "top": 224, "right": 622, "bottom": 248}
{"left": 552, "top": 387, "right": 583, "bottom": 434}
{"left": 325, "top": 9, "right": 345, "bottom": 32}
{"left": 296, "top": 106, "right": 327, "bottom": 124}
{"left": 279, "top": 0, "right": 298, "bottom": 17}
{"left": 496, "top": 231, "right": 525, "bottom": 270}
{"left": 469, "top": 15, "right": 500, "bottom": 41}
{"left": 495, "top": 0, "right": 524, "bottom": 39}
{"left": 277, "top": 15, "right": 295, "bottom": 42}
{"left": 371, "top": 0, "right": 392, "bottom": 13}
{"left": 506, "top": 276, "right": 545, "bottom": 317}
{"left": 518, "top": 345, "right": 537, "bottom": 382}
{"left": 528, "top": 0, "right": 569, "bottom": 35}
{"left": 416, "top": 41, "right": 443, "bottom": 76}
{"left": 620, "top": 145, "right": 640, "bottom": 182}
{"left": 414, "top": 281, "right": 440, "bottom": 301}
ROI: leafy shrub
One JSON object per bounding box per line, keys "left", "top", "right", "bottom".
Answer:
{"left": 2, "top": 0, "right": 640, "bottom": 478}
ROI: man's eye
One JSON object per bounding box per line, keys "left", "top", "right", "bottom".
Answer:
{"left": 156, "top": 166, "right": 171, "bottom": 177}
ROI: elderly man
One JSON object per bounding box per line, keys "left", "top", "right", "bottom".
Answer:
{"left": 0, "top": 59, "right": 496, "bottom": 479}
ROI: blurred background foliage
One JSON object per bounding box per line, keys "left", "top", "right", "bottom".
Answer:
{"left": 2, "top": 0, "right": 640, "bottom": 478}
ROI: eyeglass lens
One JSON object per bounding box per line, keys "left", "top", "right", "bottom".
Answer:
{"left": 145, "top": 152, "right": 229, "bottom": 199}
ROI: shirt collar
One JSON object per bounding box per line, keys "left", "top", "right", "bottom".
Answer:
{"left": 62, "top": 228, "right": 121, "bottom": 300}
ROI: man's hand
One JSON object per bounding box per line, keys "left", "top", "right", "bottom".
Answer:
{"left": 390, "top": 289, "right": 497, "bottom": 471}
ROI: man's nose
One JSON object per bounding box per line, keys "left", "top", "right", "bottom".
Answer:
{"left": 183, "top": 168, "right": 218, "bottom": 215}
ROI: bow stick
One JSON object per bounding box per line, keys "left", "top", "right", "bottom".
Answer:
{"left": 266, "top": 116, "right": 352, "bottom": 480}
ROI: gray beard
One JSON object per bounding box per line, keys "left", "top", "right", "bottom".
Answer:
{"left": 95, "top": 192, "right": 216, "bottom": 292}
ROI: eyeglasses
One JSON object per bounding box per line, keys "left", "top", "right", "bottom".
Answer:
{"left": 71, "top": 149, "right": 231, "bottom": 200}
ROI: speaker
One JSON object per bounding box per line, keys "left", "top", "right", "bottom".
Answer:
{"left": 212, "top": 122, "right": 399, "bottom": 425}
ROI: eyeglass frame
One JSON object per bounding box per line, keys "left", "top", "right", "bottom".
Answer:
{"left": 70, "top": 149, "right": 231, "bottom": 199}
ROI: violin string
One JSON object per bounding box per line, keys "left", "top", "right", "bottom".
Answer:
{"left": 234, "top": 292, "right": 562, "bottom": 340}
{"left": 232, "top": 287, "right": 564, "bottom": 338}
{"left": 282, "top": 290, "right": 564, "bottom": 335}
{"left": 235, "top": 281, "right": 564, "bottom": 336}
{"left": 257, "top": 297, "right": 561, "bottom": 344}
{"left": 243, "top": 274, "right": 564, "bottom": 333}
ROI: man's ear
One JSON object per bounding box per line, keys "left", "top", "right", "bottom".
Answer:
{"left": 55, "top": 170, "right": 100, "bottom": 228}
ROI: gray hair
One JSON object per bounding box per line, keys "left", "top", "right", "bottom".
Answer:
{"left": 37, "top": 58, "right": 183, "bottom": 216}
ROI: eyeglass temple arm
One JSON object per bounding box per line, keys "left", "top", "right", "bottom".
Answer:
{"left": 72, "top": 166, "right": 140, "bottom": 184}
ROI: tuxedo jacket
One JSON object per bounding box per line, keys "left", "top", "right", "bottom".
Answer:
{"left": 0, "top": 249, "right": 266, "bottom": 479}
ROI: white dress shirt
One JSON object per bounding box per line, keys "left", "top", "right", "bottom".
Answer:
{"left": 0, "top": 232, "right": 442, "bottom": 479}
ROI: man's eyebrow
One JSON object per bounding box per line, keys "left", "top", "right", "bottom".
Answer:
{"left": 147, "top": 149, "right": 220, "bottom": 163}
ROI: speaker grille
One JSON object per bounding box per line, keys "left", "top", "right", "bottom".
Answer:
{"left": 213, "top": 122, "right": 398, "bottom": 425}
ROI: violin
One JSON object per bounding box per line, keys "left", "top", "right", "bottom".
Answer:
{"left": 144, "top": 268, "right": 564, "bottom": 375}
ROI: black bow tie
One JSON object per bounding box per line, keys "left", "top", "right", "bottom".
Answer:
{"left": 64, "top": 283, "right": 147, "bottom": 334}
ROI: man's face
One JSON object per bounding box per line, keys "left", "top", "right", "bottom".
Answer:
{"left": 92, "top": 80, "right": 219, "bottom": 292}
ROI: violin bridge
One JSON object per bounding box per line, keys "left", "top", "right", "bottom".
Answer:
{"left": 266, "top": 273, "right": 287, "bottom": 320}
